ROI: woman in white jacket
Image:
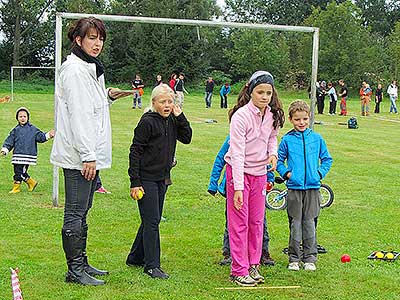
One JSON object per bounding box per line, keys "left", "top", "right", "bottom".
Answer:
{"left": 51, "top": 17, "right": 129, "bottom": 286}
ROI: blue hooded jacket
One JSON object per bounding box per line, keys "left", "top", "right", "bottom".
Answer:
{"left": 277, "top": 128, "right": 332, "bottom": 190}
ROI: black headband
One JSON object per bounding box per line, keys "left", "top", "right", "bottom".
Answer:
{"left": 248, "top": 74, "right": 274, "bottom": 94}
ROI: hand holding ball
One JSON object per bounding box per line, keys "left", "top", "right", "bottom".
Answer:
{"left": 134, "top": 190, "right": 143, "bottom": 200}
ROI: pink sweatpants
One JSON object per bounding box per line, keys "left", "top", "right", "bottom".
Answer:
{"left": 226, "top": 164, "right": 266, "bottom": 276}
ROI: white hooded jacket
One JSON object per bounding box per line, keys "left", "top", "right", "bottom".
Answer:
{"left": 50, "top": 53, "right": 113, "bottom": 170}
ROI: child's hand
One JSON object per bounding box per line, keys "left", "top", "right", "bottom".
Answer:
{"left": 266, "top": 155, "right": 277, "bottom": 171}
{"left": 130, "top": 186, "right": 145, "bottom": 201}
{"left": 0, "top": 150, "right": 6, "bottom": 156}
{"left": 233, "top": 190, "right": 243, "bottom": 210}
{"left": 172, "top": 104, "right": 182, "bottom": 116}
{"left": 49, "top": 129, "right": 55, "bottom": 138}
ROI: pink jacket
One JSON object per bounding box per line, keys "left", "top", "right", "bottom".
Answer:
{"left": 224, "top": 101, "right": 278, "bottom": 190}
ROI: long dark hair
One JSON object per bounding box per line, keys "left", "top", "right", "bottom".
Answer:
{"left": 228, "top": 84, "right": 285, "bottom": 130}
{"left": 67, "top": 17, "right": 107, "bottom": 47}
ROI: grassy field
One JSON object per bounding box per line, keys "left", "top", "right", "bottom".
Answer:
{"left": 0, "top": 87, "right": 399, "bottom": 300}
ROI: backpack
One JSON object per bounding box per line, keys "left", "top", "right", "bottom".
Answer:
{"left": 347, "top": 117, "right": 358, "bottom": 129}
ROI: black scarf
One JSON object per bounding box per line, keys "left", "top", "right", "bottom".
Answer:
{"left": 72, "top": 45, "right": 104, "bottom": 79}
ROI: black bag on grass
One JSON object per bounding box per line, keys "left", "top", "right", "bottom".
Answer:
{"left": 348, "top": 117, "right": 358, "bottom": 129}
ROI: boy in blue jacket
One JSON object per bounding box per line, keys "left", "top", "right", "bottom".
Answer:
{"left": 1, "top": 107, "right": 54, "bottom": 193}
{"left": 208, "top": 135, "right": 275, "bottom": 266}
{"left": 277, "top": 100, "right": 332, "bottom": 272}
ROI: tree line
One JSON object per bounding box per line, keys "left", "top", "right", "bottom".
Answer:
{"left": 1, "top": 0, "right": 400, "bottom": 92}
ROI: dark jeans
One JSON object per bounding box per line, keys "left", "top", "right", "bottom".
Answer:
{"left": 127, "top": 180, "right": 166, "bottom": 271}
{"left": 205, "top": 92, "right": 212, "bottom": 108}
{"left": 329, "top": 100, "right": 337, "bottom": 114}
{"left": 220, "top": 95, "right": 227, "bottom": 108}
{"left": 222, "top": 200, "right": 270, "bottom": 254}
{"left": 62, "top": 169, "right": 98, "bottom": 234}
{"left": 13, "top": 164, "right": 30, "bottom": 182}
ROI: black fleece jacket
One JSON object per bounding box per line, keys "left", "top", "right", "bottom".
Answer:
{"left": 128, "top": 111, "right": 192, "bottom": 187}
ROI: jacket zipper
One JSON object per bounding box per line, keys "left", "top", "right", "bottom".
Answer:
{"left": 302, "top": 131, "right": 307, "bottom": 188}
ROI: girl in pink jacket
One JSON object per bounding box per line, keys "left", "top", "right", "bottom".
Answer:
{"left": 224, "top": 71, "right": 285, "bottom": 287}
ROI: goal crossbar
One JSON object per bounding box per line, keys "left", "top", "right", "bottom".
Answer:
{"left": 53, "top": 12, "right": 319, "bottom": 206}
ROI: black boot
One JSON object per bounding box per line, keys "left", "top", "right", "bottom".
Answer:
{"left": 62, "top": 228, "right": 105, "bottom": 286}
{"left": 81, "top": 224, "right": 109, "bottom": 276}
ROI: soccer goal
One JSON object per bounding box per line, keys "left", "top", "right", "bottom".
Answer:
{"left": 53, "top": 12, "right": 320, "bottom": 206}
{"left": 10, "top": 66, "right": 55, "bottom": 101}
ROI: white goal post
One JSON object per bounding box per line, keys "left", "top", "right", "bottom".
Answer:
{"left": 53, "top": 12, "right": 320, "bottom": 206}
{"left": 10, "top": 66, "right": 55, "bottom": 102}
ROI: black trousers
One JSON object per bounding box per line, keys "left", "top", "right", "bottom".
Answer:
{"left": 127, "top": 180, "right": 166, "bottom": 271}
{"left": 220, "top": 95, "right": 227, "bottom": 108}
{"left": 329, "top": 100, "right": 337, "bottom": 114}
{"left": 62, "top": 169, "right": 98, "bottom": 234}
{"left": 13, "top": 164, "right": 30, "bottom": 182}
{"left": 317, "top": 96, "right": 325, "bottom": 114}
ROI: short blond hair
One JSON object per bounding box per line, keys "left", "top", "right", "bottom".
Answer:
{"left": 288, "top": 100, "right": 310, "bottom": 118}
{"left": 145, "top": 84, "right": 175, "bottom": 112}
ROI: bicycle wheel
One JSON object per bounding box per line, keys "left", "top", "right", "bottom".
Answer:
{"left": 320, "top": 184, "right": 334, "bottom": 208}
{"left": 265, "top": 188, "right": 287, "bottom": 210}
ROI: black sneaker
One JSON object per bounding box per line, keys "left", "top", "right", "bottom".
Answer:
{"left": 219, "top": 255, "right": 232, "bottom": 266}
{"left": 144, "top": 267, "right": 169, "bottom": 279}
{"left": 260, "top": 250, "right": 275, "bottom": 266}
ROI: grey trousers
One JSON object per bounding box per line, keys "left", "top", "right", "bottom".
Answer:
{"left": 287, "top": 189, "right": 320, "bottom": 263}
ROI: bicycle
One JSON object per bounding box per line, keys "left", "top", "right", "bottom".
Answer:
{"left": 265, "top": 177, "right": 334, "bottom": 210}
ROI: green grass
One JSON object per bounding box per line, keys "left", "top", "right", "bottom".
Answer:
{"left": 0, "top": 88, "right": 399, "bottom": 300}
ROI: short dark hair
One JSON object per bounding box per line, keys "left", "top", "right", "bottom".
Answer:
{"left": 67, "top": 17, "right": 106, "bottom": 47}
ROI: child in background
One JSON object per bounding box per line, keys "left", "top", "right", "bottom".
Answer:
{"left": 95, "top": 175, "right": 111, "bottom": 194}
{"left": 208, "top": 135, "right": 275, "bottom": 267}
{"left": 1, "top": 107, "right": 54, "bottom": 193}
{"left": 174, "top": 73, "right": 188, "bottom": 108}
{"left": 154, "top": 74, "right": 163, "bottom": 87}
{"left": 220, "top": 83, "right": 231, "bottom": 109}
{"left": 360, "top": 82, "right": 372, "bottom": 116}
{"left": 277, "top": 100, "right": 332, "bottom": 272}
{"left": 224, "top": 71, "right": 284, "bottom": 287}
{"left": 327, "top": 82, "right": 337, "bottom": 115}
{"left": 338, "top": 79, "right": 348, "bottom": 116}
{"left": 132, "top": 74, "right": 144, "bottom": 109}
{"left": 169, "top": 73, "right": 177, "bottom": 91}
{"left": 204, "top": 77, "right": 215, "bottom": 108}
{"left": 126, "top": 84, "right": 192, "bottom": 279}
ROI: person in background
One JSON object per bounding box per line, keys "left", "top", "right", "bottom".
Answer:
{"left": 387, "top": 80, "right": 398, "bottom": 114}
{"left": 220, "top": 83, "right": 231, "bottom": 109}
{"left": 327, "top": 82, "right": 337, "bottom": 115}
{"left": 154, "top": 74, "right": 163, "bottom": 88}
{"left": 360, "top": 81, "right": 372, "bottom": 116}
{"left": 374, "top": 83, "right": 383, "bottom": 113}
{"left": 174, "top": 73, "right": 188, "bottom": 108}
{"left": 95, "top": 175, "right": 111, "bottom": 194}
{"left": 132, "top": 74, "right": 144, "bottom": 109}
{"left": 1, "top": 107, "right": 54, "bottom": 194}
{"left": 205, "top": 76, "right": 215, "bottom": 108}
{"left": 338, "top": 79, "right": 348, "bottom": 116}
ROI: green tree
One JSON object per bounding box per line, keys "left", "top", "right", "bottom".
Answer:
{"left": 299, "top": 1, "right": 385, "bottom": 88}
{"left": 387, "top": 21, "right": 400, "bottom": 79}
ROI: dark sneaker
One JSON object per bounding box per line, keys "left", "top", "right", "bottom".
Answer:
{"left": 317, "top": 244, "right": 327, "bottom": 254}
{"left": 144, "top": 267, "right": 169, "bottom": 279}
{"left": 260, "top": 250, "right": 275, "bottom": 266}
{"left": 219, "top": 255, "right": 232, "bottom": 266}
{"left": 230, "top": 274, "right": 257, "bottom": 287}
{"left": 249, "top": 265, "right": 264, "bottom": 284}
{"left": 126, "top": 259, "right": 144, "bottom": 267}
